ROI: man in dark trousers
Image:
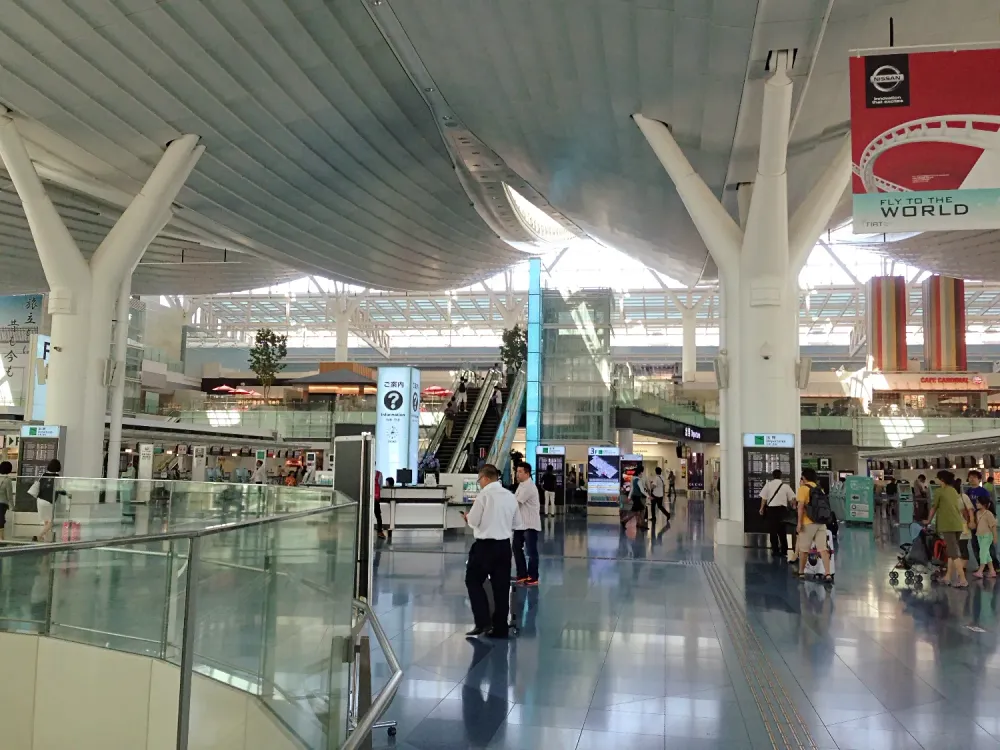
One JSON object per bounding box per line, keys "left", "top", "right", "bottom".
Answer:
{"left": 649, "top": 466, "right": 671, "bottom": 523}
{"left": 463, "top": 464, "right": 519, "bottom": 639}
{"left": 541, "top": 464, "right": 558, "bottom": 517}
{"left": 512, "top": 462, "right": 542, "bottom": 585}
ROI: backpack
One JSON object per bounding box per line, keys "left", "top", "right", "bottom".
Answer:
{"left": 630, "top": 476, "right": 645, "bottom": 501}
{"left": 806, "top": 484, "right": 833, "bottom": 525}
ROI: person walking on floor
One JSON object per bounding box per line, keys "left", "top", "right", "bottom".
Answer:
{"left": 913, "top": 473, "right": 930, "bottom": 522}
{"left": 463, "top": 464, "right": 519, "bottom": 639}
{"left": 927, "top": 470, "right": 968, "bottom": 587}
{"left": 512, "top": 462, "right": 541, "bottom": 586}
{"left": 973, "top": 493, "right": 998, "bottom": 579}
{"left": 621, "top": 465, "right": 649, "bottom": 531}
{"left": 373, "top": 467, "right": 386, "bottom": 540}
{"left": 667, "top": 470, "right": 677, "bottom": 504}
{"left": 966, "top": 470, "right": 1000, "bottom": 570}
{"left": 541, "top": 464, "right": 557, "bottom": 517}
{"left": 952, "top": 476, "right": 976, "bottom": 574}
{"left": 649, "top": 466, "right": 670, "bottom": 523}
{"left": 795, "top": 468, "right": 833, "bottom": 583}
{"left": 759, "top": 468, "right": 796, "bottom": 559}
{"left": 0, "top": 461, "right": 12, "bottom": 541}
{"left": 32, "top": 459, "right": 67, "bottom": 543}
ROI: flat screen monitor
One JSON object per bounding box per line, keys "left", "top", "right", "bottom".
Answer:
{"left": 396, "top": 468, "right": 413, "bottom": 486}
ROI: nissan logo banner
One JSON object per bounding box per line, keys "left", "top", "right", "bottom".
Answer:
{"left": 850, "top": 45, "right": 1000, "bottom": 233}
{"left": 864, "top": 54, "right": 909, "bottom": 107}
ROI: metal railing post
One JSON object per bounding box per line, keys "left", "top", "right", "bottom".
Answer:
{"left": 42, "top": 555, "right": 56, "bottom": 636}
{"left": 160, "top": 540, "right": 174, "bottom": 660}
{"left": 258, "top": 537, "right": 277, "bottom": 698}
{"left": 175, "top": 536, "right": 201, "bottom": 750}
{"left": 354, "top": 434, "right": 375, "bottom": 602}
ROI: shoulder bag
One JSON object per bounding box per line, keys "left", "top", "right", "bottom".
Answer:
{"left": 766, "top": 482, "right": 796, "bottom": 526}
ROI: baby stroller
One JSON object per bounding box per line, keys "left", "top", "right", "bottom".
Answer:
{"left": 890, "top": 526, "right": 945, "bottom": 587}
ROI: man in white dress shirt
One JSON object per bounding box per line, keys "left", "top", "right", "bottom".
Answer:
{"left": 463, "top": 464, "right": 519, "bottom": 638}
{"left": 512, "top": 462, "right": 542, "bottom": 586}
{"left": 758, "top": 468, "right": 796, "bottom": 559}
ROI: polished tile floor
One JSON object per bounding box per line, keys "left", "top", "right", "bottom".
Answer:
{"left": 367, "top": 498, "right": 1000, "bottom": 750}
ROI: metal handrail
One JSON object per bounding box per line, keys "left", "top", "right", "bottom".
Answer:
{"left": 487, "top": 368, "right": 526, "bottom": 472}
{"left": 447, "top": 369, "right": 501, "bottom": 473}
{"left": 0, "top": 500, "right": 355, "bottom": 557}
{"left": 342, "top": 599, "right": 403, "bottom": 750}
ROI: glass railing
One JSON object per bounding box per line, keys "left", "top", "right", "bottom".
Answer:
{"left": 0, "top": 496, "right": 398, "bottom": 749}
{"left": 143, "top": 346, "right": 185, "bottom": 374}
{"left": 801, "top": 415, "right": 854, "bottom": 431}
{"left": 166, "top": 408, "right": 376, "bottom": 438}
{"left": 853, "top": 416, "right": 1000, "bottom": 449}
{"left": 487, "top": 368, "right": 526, "bottom": 473}
{"left": 614, "top": 381, "right": 720, "bottom": 427}
{"left": 12, "top": 478, "right": 337, "bottom": 543}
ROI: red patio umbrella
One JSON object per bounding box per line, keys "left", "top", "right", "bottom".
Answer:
{"left": 422, "top": 386, "right": 453, "bottom": 397}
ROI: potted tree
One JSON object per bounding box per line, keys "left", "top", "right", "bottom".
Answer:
{"left": 248, "top": 328, "right": 288, "bottom": 402}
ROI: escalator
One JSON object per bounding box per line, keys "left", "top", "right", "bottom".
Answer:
{"left": 445, "top": 370, "right": 503, "bottom": 473}
{"left": 469, "top": 385, "right": 508, "bottom": 469}
{"left": 435, "top": 383, "right": 481, "bottom": 470}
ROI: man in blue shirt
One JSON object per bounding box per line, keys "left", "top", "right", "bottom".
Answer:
{"left": 968, "top": 470, "right": 999, "bottom": 569}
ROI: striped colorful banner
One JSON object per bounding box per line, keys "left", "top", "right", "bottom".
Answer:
{"left": 922, "top": 276, "right": 967, "bottom": 371}
{"left": 865, "top": 276, "right": 908, "bottom": 372}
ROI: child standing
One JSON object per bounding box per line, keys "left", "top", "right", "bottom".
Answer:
{"left": 974, "top": 495, "right": 998, "bottom": 579}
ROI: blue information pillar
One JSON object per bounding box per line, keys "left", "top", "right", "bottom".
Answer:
{"left": 525, "top": 257, "right": 542, "bottom": 463}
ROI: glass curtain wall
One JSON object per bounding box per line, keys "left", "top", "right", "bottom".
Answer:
{"left": 540, "top": 289, "right": 613, "bottom": 442}
{"left": 107, "top": 297, "right": 147, "bottom": 415}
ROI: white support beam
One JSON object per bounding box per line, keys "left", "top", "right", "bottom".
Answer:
{"left": 817, "top": 239, "right": 863, "bottom": 288}
{"left": 633, "top": 114, "right": 742, "bottom": 273}
{"left": 788, "top": 137, "right": 852, "bottom": 273}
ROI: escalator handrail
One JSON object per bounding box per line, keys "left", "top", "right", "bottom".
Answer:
{"left": 486, "top": 368, "right": 526, "bottom": 473}
{"left": 447, "top": 369, "right": 501, "bottom": 473}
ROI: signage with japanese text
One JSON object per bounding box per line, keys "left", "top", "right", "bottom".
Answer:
{"left": 537, "top": 445, "right": 566, "bottom": 455}
{"left": 376, "top": 366, "right": 420, "bottom": 481}
{"left": 742, "top": 434, "right": 795, "bottom": 449}
{"left": 0, "top": 294, "right": 42, "bottom": 410}
{"left": 587, "top": 446, "right": 620, "bottom": 497}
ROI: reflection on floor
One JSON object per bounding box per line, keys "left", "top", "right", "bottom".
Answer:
{"left": 369, "top": 497, "right": 1000, "bottom": 749}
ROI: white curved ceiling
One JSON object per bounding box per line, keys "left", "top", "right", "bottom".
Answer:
{"left": 0, "top": 0, "right": 525, "bottom": 292}
{"left": 0, "top": 0, "right": 996, "bottom": 294}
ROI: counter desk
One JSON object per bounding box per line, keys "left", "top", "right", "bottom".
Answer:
{"left": 380, "top": 486, "right": 453, "bottom": 531}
